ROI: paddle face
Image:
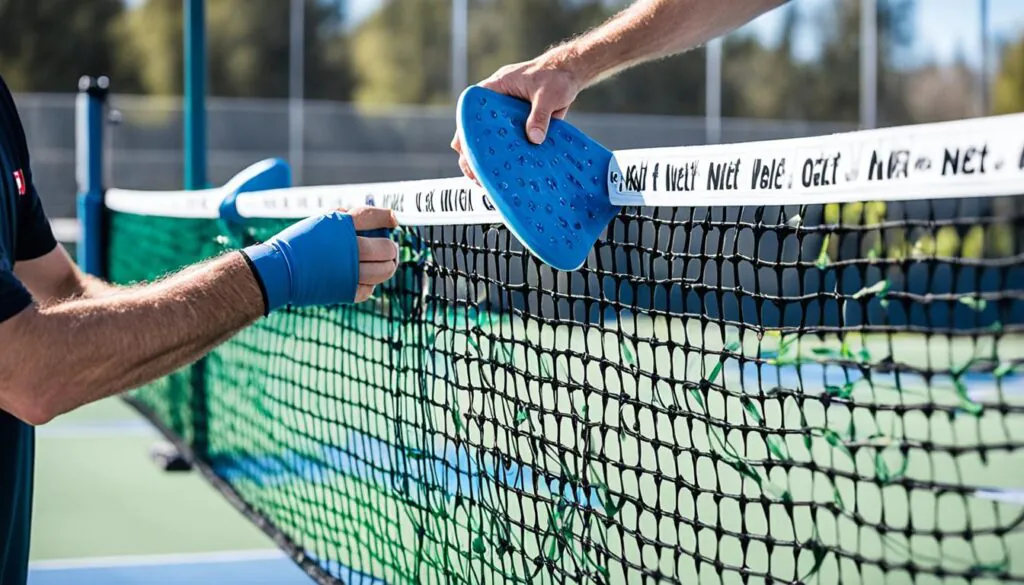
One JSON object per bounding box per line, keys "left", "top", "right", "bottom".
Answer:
{"left": 457, "top": 86, "right": 620, "bottom": 271}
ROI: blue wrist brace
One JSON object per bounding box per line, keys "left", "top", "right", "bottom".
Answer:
{"left": 242, "top": 211, "right": 359, "bottom": 314}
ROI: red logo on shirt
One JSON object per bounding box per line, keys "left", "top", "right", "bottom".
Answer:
{"left": 12, "top": 170, "right": 25, "bottom": 196}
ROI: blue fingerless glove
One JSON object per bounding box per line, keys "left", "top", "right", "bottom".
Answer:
{"left": 241, "top": 211, "right": 359, "bottom": 314}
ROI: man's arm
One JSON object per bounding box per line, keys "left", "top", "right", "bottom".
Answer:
{"left": 0, "top": 252, "right": 263, "bottom": 425}
{"left": 553, "top": 0, "right": 787, "bottom": 89}
{"left": 453, "top": 0, "right": 787, "bottom": 179}
{"left": 15, "top": 244, "right": 118, "bottom": 303}
{"left": 0, "top": 207, "right": 399, "bottom": 426}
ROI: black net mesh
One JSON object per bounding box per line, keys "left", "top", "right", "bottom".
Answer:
{"left": 107, "top": 196, "right": 1024, "bottom": 585}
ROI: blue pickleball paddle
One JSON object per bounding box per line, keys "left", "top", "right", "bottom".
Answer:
{"left": 456, "top": 86, "right": 621, "bottom": 271}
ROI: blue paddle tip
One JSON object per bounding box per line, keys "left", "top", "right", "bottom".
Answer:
{"left": 457, "top": 86, "right": 620, "bottom": 271}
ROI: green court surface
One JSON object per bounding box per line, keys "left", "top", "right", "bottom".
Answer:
{"left": 31, "top": 397, "right": 275, "bottom": 561}
{"left": 26, "top": 328, "right": 1024, "bottom": 584}
{"left": 125, "top": 309, "right": 1024, "bottom": 584}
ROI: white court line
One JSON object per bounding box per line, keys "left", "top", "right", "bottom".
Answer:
{"left": 29, "top": 549, "right": 287, "bottom": 571}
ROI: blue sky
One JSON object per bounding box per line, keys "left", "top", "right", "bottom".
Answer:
{"left": 739, "top": 0, "right": 1024, "bottom": 69}
{"left": 130, "top": 0, "right": 1024, "bottom": 70}
{"left": 342, "top": 0, "right": 1024, "bottom": 70}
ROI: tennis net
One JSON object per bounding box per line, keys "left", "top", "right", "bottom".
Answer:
{"left": 103, "top": 118, "right": 1024, "bottom": 585}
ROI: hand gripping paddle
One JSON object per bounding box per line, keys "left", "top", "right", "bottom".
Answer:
{"left": 456, "top": 86, "right": 621, "bottom": 271}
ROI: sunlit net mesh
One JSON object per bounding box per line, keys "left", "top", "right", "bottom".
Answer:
{"left": 106, "top": 182, "right": 1024, "bottom": 584}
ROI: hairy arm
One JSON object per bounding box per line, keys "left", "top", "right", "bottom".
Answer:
{"left": 454, "top": 0, "right": 787, "bottom": 175}
{"left": 557, "top": 0, "right": 788, "bottom": 87}
{"left": 0, "top": 252, "right": 264, "bottom": 425}
{"left": 15, "top": 245, "right": 119, "bottom": 303}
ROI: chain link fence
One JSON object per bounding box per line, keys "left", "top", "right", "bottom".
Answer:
{"left": 16, "top": 92, "right": 856, "bottom": 219}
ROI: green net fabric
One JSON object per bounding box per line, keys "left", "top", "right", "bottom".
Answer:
{"left": 107, "top": 196, "right": 1024, "bottom": 585}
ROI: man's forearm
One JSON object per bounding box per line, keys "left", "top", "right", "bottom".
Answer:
{"left": 551, "top": 0, "right": 787, "bottom": 87}
{"left": 68, "top": 272, "right": 119, "bottom": 300}
{"left": 73, "top": 256, "right": 215, "bottom": 300}
{"left": 1, "top": 252, "right": 264, "bottom": 423}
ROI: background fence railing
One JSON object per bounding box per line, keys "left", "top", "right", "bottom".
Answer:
{"left": 18, "top": 92, "right": 856, "bottom": 219}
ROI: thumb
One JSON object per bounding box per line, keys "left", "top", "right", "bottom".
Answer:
{"left": 525, "top": 93, "right": 554, "bottom": 144}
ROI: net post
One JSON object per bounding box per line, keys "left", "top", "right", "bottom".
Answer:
{"left": 75, "top": 75, "right": 108, "bottom": 278}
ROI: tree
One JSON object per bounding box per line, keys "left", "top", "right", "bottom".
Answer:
{"left": 721, "top": 4, "right": 802, "bottom": 119}
{"left": 574, "top": 46, "right": 706, "bottom": 116}
{"left": 112, "top": 0, "right": 180, "bottom": 96}
{"left": 349, "top": 0, "right": 452, "bottom": 105}
{"left": 903, "top": 61, "right": 979, "bottom": 122}
{"left": 0, "top": 0, "right": 125, "bottom": 92}
{"left": 116, "top": 0, "right": 352, "bottom": 100}
{"left": 349, "top": 0, "right": 610, "bottom": 107}
{"left": 781, "top": 0, "right": 916, "bottom": 124}
{"left": 350, "top": 0, "right": 706, "bottom": 115}
{"left": 466, "top": 0, "right": 608, "bottom": 85}
{"left": 993, "top": 36, "right": 1024, "bottom": 115}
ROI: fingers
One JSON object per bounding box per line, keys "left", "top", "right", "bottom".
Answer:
{"left": 358, "top": 236, "right": 398, "bottom": 263}
{"left": 348, "top": 208, "right": 398, "bottom": 299}
{"left": 458, "top": 154, "right": 478, "bottom": 184}
{"left": 354, "top": 284, "right": 375, "bottom": 303}
{"left": 477, "top": 73, "right": 508, "bottom": 93}
{"left": 452, "top": 130, "right": 480, "bottom": 183}
{"left": 357, "top": 233, "right": 399, "bottom": 288}
{"left": 526, "top": 89, "right": 555, "bottom": 144}
{"left": 359, "top": 259, "right": 397, "bottom": 286}
{"left": 355, "top": 239, "right": 398, "bottom": 304}
{"left": 347, "top": 207, "right": 398, "bottom": 231}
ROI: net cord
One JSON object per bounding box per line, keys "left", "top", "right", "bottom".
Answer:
{"left": 104, "top": 113, "right": 1024, "bottom": 226}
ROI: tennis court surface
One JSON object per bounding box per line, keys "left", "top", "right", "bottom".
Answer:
{"left": 72, "top": 108, "right": 1024, "bottom": 584}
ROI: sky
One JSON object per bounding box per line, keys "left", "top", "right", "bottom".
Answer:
{"left": 341, "top": 0, "right": 1024, "bottom": 71}
{"left": 128, "top": 0, "right": 1024, "bottom": 71}
{"left": 738, "top": 0, "right": 1024, "bottom": 70}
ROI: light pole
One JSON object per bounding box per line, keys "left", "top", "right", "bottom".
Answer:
{"left": 289, "top": 0, "right": 305, "bottom": 185}
{"left": 451, "top": 0, "right": 469, "bottom": 99}
{"left": 705, "top": 38, "right": 723, "bottom": 144}
{"left": 860, "top": 0, "right": 878, "bottom": 129}
{"left": 184, "top": 0, "right": 207, "bottom": 189}
{"left": 980, "top": 0, "right": 990, "bottom": 116}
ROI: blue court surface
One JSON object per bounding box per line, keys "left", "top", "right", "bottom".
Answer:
{"left": 28, "top": 551, "right": 313, "bottom": 585}
{"left": 30, "top": 398, "right": 319, "bottom": 585}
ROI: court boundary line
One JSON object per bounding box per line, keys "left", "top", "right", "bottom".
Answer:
{"left": 120, "top": 396, "right": 340, "bottom": 585}
{"left": 29, "top": 549, "right": 286, "bottom": 570}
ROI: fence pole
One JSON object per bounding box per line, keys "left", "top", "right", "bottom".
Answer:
{"left": 705, "top": 38, "right": 723, "bottom": 144}
{"left": 289, "top": 0, "right": 305, "bottom": 185}
{"left": 451, "top": 0, "right": 469, "bottom": 99}
{"left": 184, "top": 0, "right": 208, "bottom": 190}
{"left": 859, "top": 0, "right": 878, "bottom": 129}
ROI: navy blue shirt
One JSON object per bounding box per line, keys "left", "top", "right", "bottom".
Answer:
{"left": 0, "top": 75, "right": 58, "bottom": 585}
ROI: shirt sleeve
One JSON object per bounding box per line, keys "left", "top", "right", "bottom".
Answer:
{"left": 0, "top": 77, "right": 56, "bottom": 262}
{"left": 15, "top": 182, "right": 57, "bottom": 262}
{"left": 0, "top": 252, "right": 31, "bottom": 324}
